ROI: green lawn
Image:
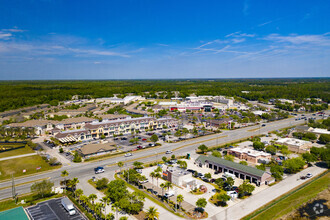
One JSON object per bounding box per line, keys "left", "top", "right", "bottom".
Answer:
{"left": 0, "top": 155, "right": 60, "bottom": 181}
{"left": 0, "top": 193, "right": 62, "bottom": 212}
{"left": 244, "top": 171, "right": 330, "bottom": 220}
{"left": 0, "top": 144, "right": 34, "bottom": 159}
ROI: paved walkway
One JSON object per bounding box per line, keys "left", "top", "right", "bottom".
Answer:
{"left": 0, "top": 152, "right": 37, "bottom": 161}
{"left": 210, "top": 165, "right": 328, "bottom": 220}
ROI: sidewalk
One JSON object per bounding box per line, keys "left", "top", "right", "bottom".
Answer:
{"left": 0, "top": 152, "right": 37, "bottom": 161}
{"left": 210, "top": 165, "right": 327, "bottom": 220}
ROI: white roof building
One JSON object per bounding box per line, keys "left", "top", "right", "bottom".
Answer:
{"left": 252, "top": 110, "right": 267, "bottom": 116}
{"left": 276, "top": 138, "right": 312, "bottom": 153}
{"left": 309, "top": 128, "right": 330, "bottom": 135}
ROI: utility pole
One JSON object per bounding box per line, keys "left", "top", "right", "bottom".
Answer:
{"left": 11, "top": 174, "right": 16, "bottom": 200}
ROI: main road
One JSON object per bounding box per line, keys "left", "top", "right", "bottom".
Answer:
{"left": 0, "top": 113, "right": 322, "bottom": 200}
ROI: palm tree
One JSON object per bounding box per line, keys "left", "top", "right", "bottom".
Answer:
{"left": 155, "top": 172, "right": 161, "bottom": 188}
{"left": 160, "top": 183, "right": 166, "bottom": 197}
{"left": 118, "top": 161, "right": 124, "bottom": 174}
{"left": 146, "top": 206, "right": 159, "bottom": 220}
{"left": 88, "top": 193, "right": 97, "bottom": 205}
{"left": 80, "top": 195, "right": 88, "bottom": 206}
{"left": 75, "top": 189, "right": 83, "bottom": 201}
{"left": 111, "top": 201, "right": 120, "bottom": 220}
{"left": 61, "top": 170, "right": 69, "bottom": 191}
{"left": 69, "top": 177, "right": 79, "bottom": 192}
{"left": 165, "top": 181, "right": 173, "bottom": 192}
{"left": 177, "top": 194, "right": 184, "bottom": 210}
{"left": 95, "top": 202, "right": 105, "bottom": 218}
{"left": 105, "top": 213, "right": 114, "bottom": 220}
{"left": 101, "top": 196, "right": 110, "bottom": 216}
{"left": 149, "top": 172, "right": 156, "bottom": 188}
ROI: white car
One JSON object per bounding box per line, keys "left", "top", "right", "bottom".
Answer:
{"left": 166, "top": 150, "right": 173, "bottom": 154}
{"left": 124, "top": 153, "right": 132, "bottom": 157}
{"left": 306, "top": 173, "right": 313, "bottom": 178}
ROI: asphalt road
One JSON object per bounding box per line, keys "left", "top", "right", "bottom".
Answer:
{"left": 0, "top": 112, "right": 324, "bottom": 200}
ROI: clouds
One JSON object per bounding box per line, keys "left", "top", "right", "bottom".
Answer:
{"left": 0, "top": 32, "right": 12, "bottom": 40}
{"left": 263, "top": 33, "right": 330, "bottom": 46}
{"left": 0, "top": 27, "right": 26, "bottom": 40}
{"left": 0, "top": 30, "right": 133, "bottom": 59}
{"left": 243, "top": 0, "right": 250, "bottom": 16}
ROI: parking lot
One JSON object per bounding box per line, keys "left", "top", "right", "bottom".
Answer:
{"left": 26, "top": 197, "right": 86, "bottom": 220}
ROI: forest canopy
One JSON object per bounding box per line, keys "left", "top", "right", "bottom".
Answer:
{"left": 0, "top": 78, "right": 329, "bottom": 112}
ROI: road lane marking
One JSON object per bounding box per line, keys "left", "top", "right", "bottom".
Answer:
{"left": 0, "top": 177, "right": 50, "bottom": 191}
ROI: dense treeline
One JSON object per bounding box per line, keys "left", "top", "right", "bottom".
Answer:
{"left": 0, "top": 78, "right": 329, "bottom": 112}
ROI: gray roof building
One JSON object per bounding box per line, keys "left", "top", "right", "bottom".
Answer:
{"left": 195, "top": 155, "right": 273, "bottom": 185}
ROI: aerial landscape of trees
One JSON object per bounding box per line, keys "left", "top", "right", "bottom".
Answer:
{"left": 0, "top": 78, "right": 329, "bottom": 112}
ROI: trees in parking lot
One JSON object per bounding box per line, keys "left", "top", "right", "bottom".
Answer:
{"left": 196, "top": 198, "right": 207, "bottom": 212}
{"left": 105, "top": 213, "right": 115, "bottom": 220}
{"left": 129, "top": 137, "right": 139, "bottom": 145}
{"left": 224, "top": 154, "right": 234, "bottom": 162}
{"left": 75, "top": 188, "right": 83, "bottom": 200}
{"left": 265, "top": 145, "right": 277, "bottom": 155}
{"left": 212, "top": 150, "right": 222, "bottom": 158}
{"left": 215, "top": 178, "right": 225, "bottom": 190}
{"left": 302, "top": 152, "right": 318, "bottom": 163}
{"left": 150, "top": 134, "right": 159, "bottom": 144}
{"left": 319, "top": 134, "right": 330, "bottom": 144}
{"left": 67, "top": 177, "right": 79, "bottom": 192}
{"left": 204, "top": 173, "right": 212, "bottom": 180}
{"left": 256, "top": 164, "right": 266, "bottom": 171}
{"left": 238, "top": 180, "right": 255, "bottom": 197}
{"left": 162, "top": 156, "right": 168, "bottom": 163}
{"left": 253, "top": 141, "right": 265, "bottom": 150}
{"left": 283, "top": 157, "right": 305, "bottom": 174}
{"left": 239, "top": 161, "right": 248, "bottom": 165}
{"left": 217, "top": 192, "right": 231, "bottom": 206}
{"left": 106, "top": 179, "right": 145, "bottom": 215}
{"left": 310, "top": 146, "right": 330, "bottom": 167}
{"left": 225, "top": 177, "right": 235, "bottom": 190}
{"left": 88, "top": 193, "right": 97, "bottom": 205}
{"left": 270, "top": 164, "right": 284, "bottom": 181}
{"left": 177, "top": 160, "right": 187, "bottom": 169}
{"left": 96, "top": 178, "right": 109, "bottom": 190}
{"left": 124, "top": 169, "right": 145, "bottom": 185}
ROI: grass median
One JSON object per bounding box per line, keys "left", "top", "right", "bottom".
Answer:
{"left": 243, "top": 171, "right": 330, "bottom": 220}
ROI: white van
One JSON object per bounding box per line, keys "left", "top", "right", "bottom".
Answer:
{"left": 61, "top": 197, "right": 76, "bottom": 215}
{"left": 222, "top": 172, "right": 236, "bottom": 179}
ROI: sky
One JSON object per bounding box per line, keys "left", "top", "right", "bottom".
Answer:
{"left": 0, "top": 0, "right": 329, "bottom": 80}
